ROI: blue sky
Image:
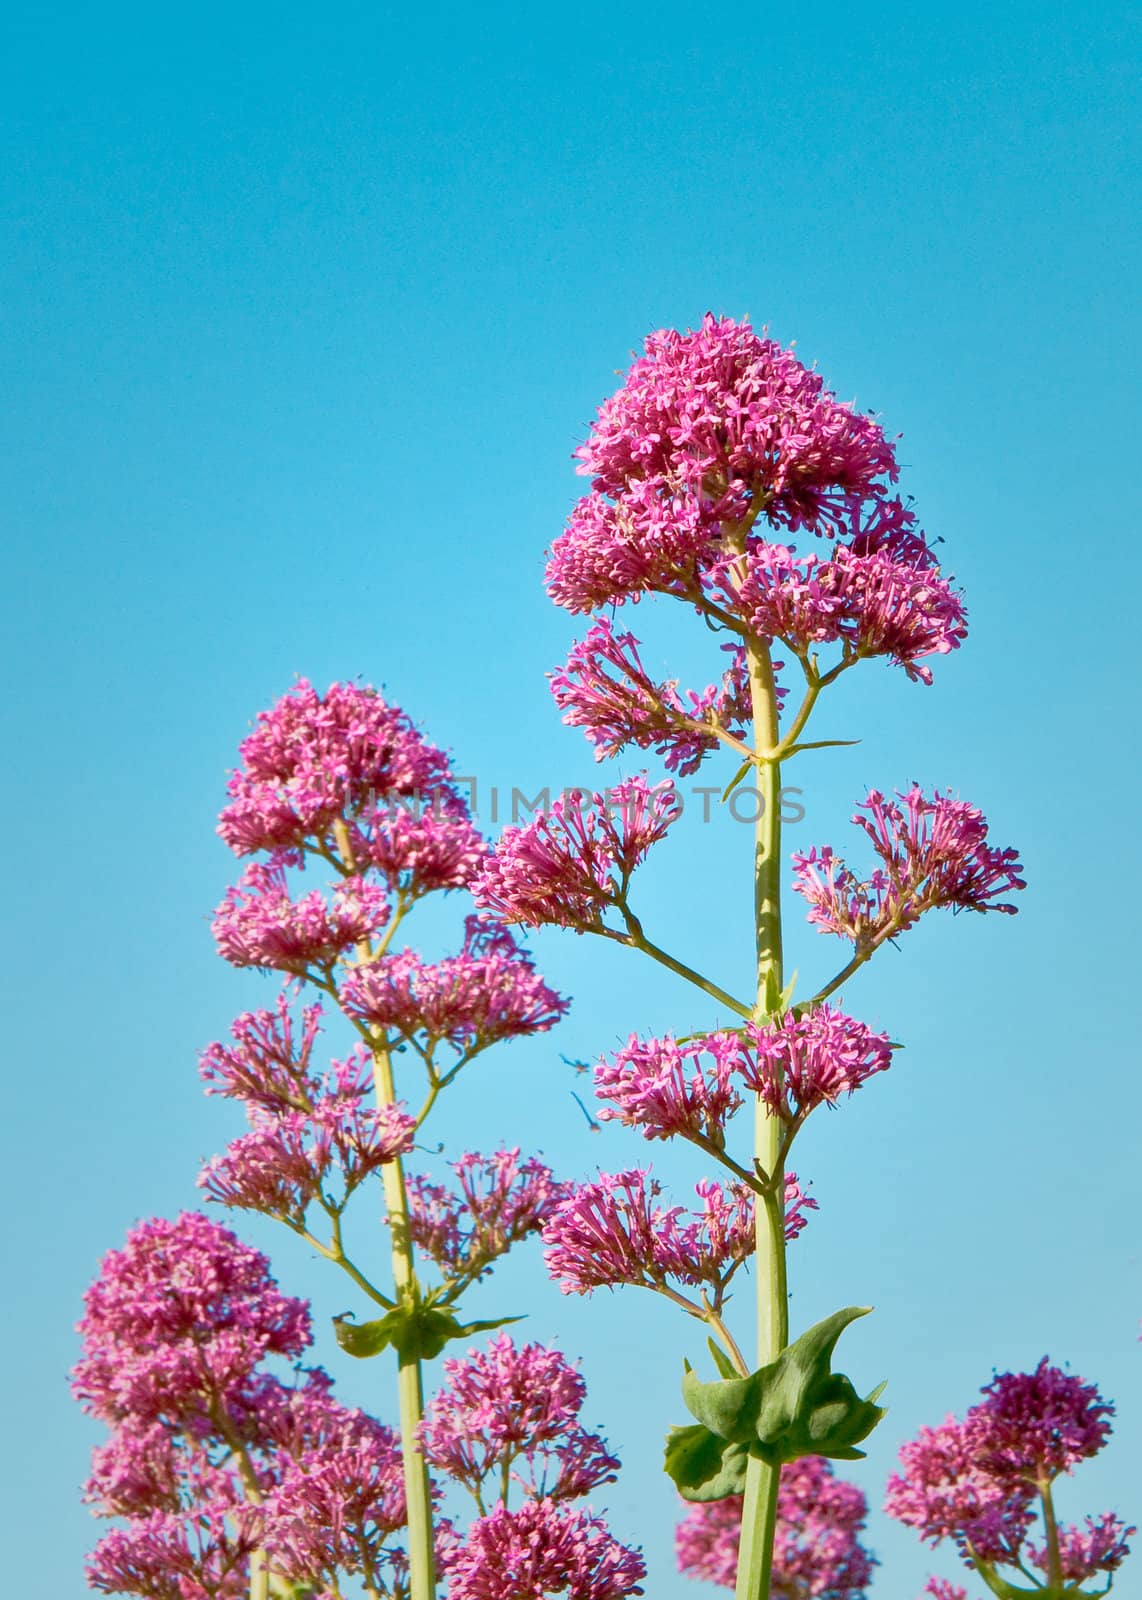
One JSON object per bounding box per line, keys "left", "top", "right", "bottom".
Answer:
{"left": 2, "top": 0, "right": 1140, "bottom": 1593}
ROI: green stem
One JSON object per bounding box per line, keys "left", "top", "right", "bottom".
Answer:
{"left": 373, "top": 1041, "right": 437, "bottom": 1600}
{"left": 614, "top": 908, "right": 753, "bottom": 1020}
{"left": 1040, "top": 1479, "right": 1064, "bottom": 1597}
{"left": 735, "top": 631, "right": 788, "bottom": 1600}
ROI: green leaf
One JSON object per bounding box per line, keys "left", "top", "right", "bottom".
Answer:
{"left": 706, "top": 1339, "right": 739, "bottom": 1381}
{"left": 333, "top": 1306, "right": 525, "bottom": 1363}
{"left": 680, "top": 1306, "right": 887, "bottom": 1465}
{"left": 455, "top": 1314, "right": 526, "bottom": 1340}
{"left": 663, "top": 1423, "right": 752, "bottom": 1501}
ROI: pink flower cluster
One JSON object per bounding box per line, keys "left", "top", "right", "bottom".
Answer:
{"left": 542, "top": 1168, "right": 814, "bottom": 1300}
{"left": 711, "top": 534, "right": 966, "bottom": 683}
{"left": 885, "top": 1360, "right": 1132, "bottom": 1593}
{"left": 421, "top": 1334, "right": 619, "bottom": 1503}
{"left": 547, "top": 315, "right": 902, "bottom": 612}
{"left": 550, "top": 621, "right": 762, "bottom": 777}
{"left": 217, "top": 677, "right": 454, "bottom": 859}
{"left": 544, "top": 315, "right": 965, "bottom": 711}
{"left": 794, "top": 786, "right": 1025, "bottom": 950}
{"left": 675, "top": 1455, "right": 876, "bottom": 1595}
{"left": 593, "top": 1008, "right": 891, "bottom": 1141}
{"left": 342, "top": 914, "right": 568, "bottom": 1051}
{"left": 406, "top": 1148, "right": 567, "bottom": 1290}
{"left": 443, "top": 1499, "right": 645, "bottom": 1600}
{"left": 73, "top": 1212, "right": 312, "bottom": 1427}
{"left": 74, "top": 1214, "right": 414, "bottom": 1599}
{"left": 473, "top": 776, "right": 680, "bottom": 931}
{"left": 198, "top": 993, "right": 415, "bottom": 1224}
{"left": 213, "top": 860, "right": 391, "bottom": 974}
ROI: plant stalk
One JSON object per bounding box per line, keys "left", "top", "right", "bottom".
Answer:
{"left": 373, "top": 1041, "right": 437, "bottom": 1600}
{"left": 734, "top": 632, "right": 789, "bottom": 1600}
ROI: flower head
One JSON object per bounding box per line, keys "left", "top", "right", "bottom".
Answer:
{"left": 676, "top": 1455, "right": 876, "bottom": 1596}
{"left": 473, "top": 777, "right": 680, "bottom": 931}
{"left": 442, "top": 1500, "right": 645, "bottom": 1600}
{"left": 212, "top": 862, "right": 390, "bottom": 973}
{"left": 793, "top": 787, "right": 1024, "bottom": 947}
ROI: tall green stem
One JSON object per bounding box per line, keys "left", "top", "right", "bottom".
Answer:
{"left": 734, "top": 634, "right": 788, "bottom": 1600}
{"left": 373, "top": 1042, "right": 436, "bottom": 1600}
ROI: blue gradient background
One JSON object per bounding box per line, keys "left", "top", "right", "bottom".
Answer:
{"left": 2, "top": 1, "right": 1140, "bottom": 1592}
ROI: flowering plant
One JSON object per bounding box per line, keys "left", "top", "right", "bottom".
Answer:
{"left": 72, "top": 316, "right": 1131, "bottom": 1600}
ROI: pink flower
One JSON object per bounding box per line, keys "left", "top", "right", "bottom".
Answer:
{"left": 886, "top": 1362, "right": 1129, "bottom": 1593}
{"left": 715, "top": 534, "right": 966, "bottom": 683}
{"left": 212, "top": 861, "right": 390, "bottom": 972}
{"left": 473, "top": 777, "right": 680, "bottom": 931}
{"left": 885, "top": 1415, "right": 1031, "bottom": 1562}
{"left": 1030, "top": 1513, "right": 1133, "bottom": 1582}
{"left": 676, "top": 1456, "right": 876, "bottom": 1596}
{"left": 341, "top": 916, "right": 568, "bottom": 1050}
{"left": 356, "top": 800, "right": 487, "bottom": 896}
{"left": 406, "top": 1149, "right": 566, "bottom": 1288}
{"left": 260, "top": 1403, "right": 408, "bottom": 1588}
{"left": 72, "top": 1213, "right": 311, "bottom": 1427}
{"left": 793, "top": 787, "right": 1025, "bottom": 948}
{"left": 542, "top": 1170, "right": 813, "bottom": 1298}
{"left": 442, "top": 1500, "right": 645, "bottom": 1600}
{"left": 967, "top": 1359, "right": 1114, "bottom": 1484}
{"left": 592, "top": 1032, "right": 745, "bottom": 1145}
{"left": 200, "top": 992, "right": 324, "bottom": 1117}
{"left": 734, "top": 1008, "right": 893, "bottom": 1122}
{"left": 550, "top": 621, "right": 760, "bottom": 776}
{"left": 421, "top": 1335, "right": 619, "bottom": 1503}
{"left": 546, "top": 316, "right": 904, "bottom": 614}
{"left": 86, "top": 1505, "right": 256, "bottom": 1600}
{"left": 198, "top": 1101, "right": 415, "bottom": 1222}
{"left": 218, "top": 678, "right": 453, "bottom": 858}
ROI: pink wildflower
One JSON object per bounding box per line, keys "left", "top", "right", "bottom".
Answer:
{"left": 886, "top": 1362, "right": 1131, "bottom": 1593}
{"left": 550, "top": 621, "right": 760, "bottom": 776}
{"left": 793, "top": 787, "right": 1024, "bottom": 948}
{"left": 542, "top": 1170, "right": 813, "bottom": 1298}
{"left": 676, "top": 1455, "right": 876, "bottom": 1596}
{"left": 341, "top": 916, "right": 567, "bottom": 1049}
{"left": 546, "top": 317, "right": 904, "bottom": 613}
{"left": 212, "top": 861, "right": 390, "bottom": 973}
{"left": 734, "top": 1008, "right": 893, "bottom": 1123}
{"left": 405, "top": 1149, "right": 566, "bottom": 1288}
{"left": 72, "top": 1213, "right": 311, "bottom": 1427}
{"left": 593, "top": 1032, "right": 745, "bottom": 1145}
{"left": 199, "top": 1100, "right": 415, "bottom": 1222}
{"left": 443, "top": 1500, "right": 645, "bottom": 1600}
{"left": 421, "top": 1335, "right": 619, "bottom": 1502}
{"left": 86, "top": 1505, "right": 256, "bottom": 1600}
{"left": 473, "top": 777, "right": 680, "bottom": 931}
{"left": 200, "top": 992, "right": 324, "bottom": 1117}
{"left": 217, "top": 678, "right": 452, "bottom": 858}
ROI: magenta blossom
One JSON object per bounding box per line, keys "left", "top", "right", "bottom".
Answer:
{"left": 341, "top": 915, "right": 568, "bottom": 1050}
{"left": 72, "top": 1213, "right": 311, "bottom": 1427}
{"left": 886, "top": 1361, "right": 1132, "bottom": 1595}
{"left": 733, "top": 1007, "right": 894, "bottom": 1123}
{"left": 550, "top": 620, "right": 765, "bottom": 777}
{"left": 546, "top": 315, "right": 903, "bottom": 612}
{"left": 542, "top": 1169, "right": 814, "bottom": 1300}
{"left": 443, "top": 1499, "right": 645, "bottom": 1600}
{"left": 217, "top": 678, "right": 454, "bottom": 858}
{"left": 421, "top": 1335, "right": 620, "bottom": 1504}
{"left": 405, "top": 1149, "right": 567, "bottom": 1290}
{"left": 212, "top": 861, "right": 390, "bottom": 973}
{"left": 592, "top": 1031, "right": 746, "bottom": 1145}
{"left": 676, "top": 1455, "right": 876, "bottom": 1596}
{"left": 473, "top": 776, "right": 680, "bottom": 931}
{"left": 793, "top": 787, "right": 1025, "bottom": 950}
